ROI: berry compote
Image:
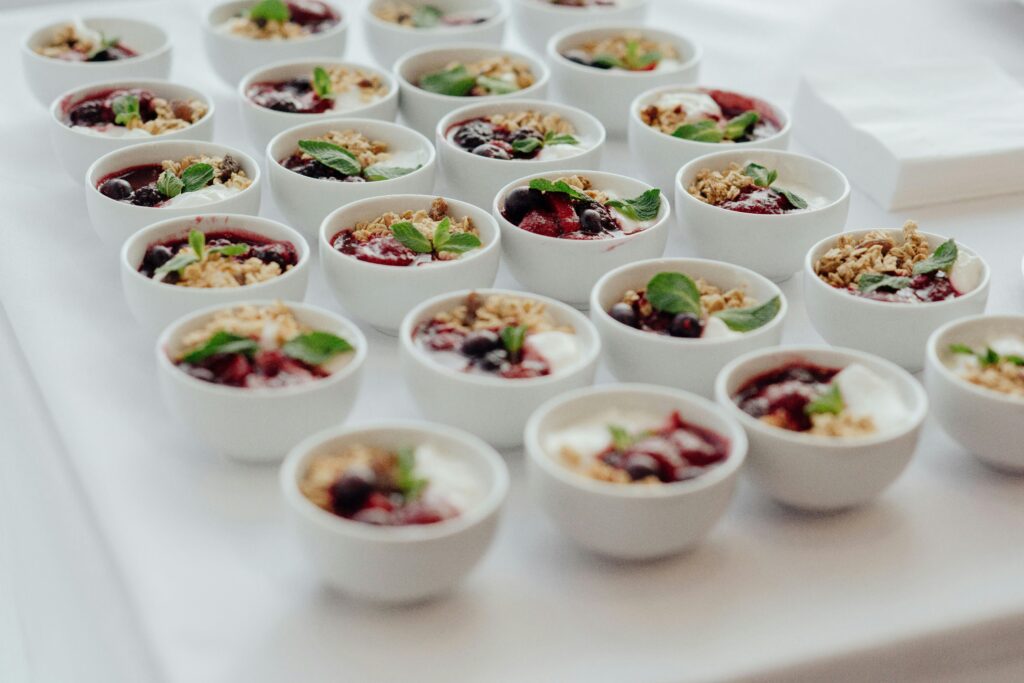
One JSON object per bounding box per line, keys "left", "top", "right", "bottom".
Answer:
{"left": 608, "top": 290, "right": 705, "bottom": 338}
{"left": 274, "top": 0, "right": 339, "bottom": 32}
{"left": 448, "top": 117, "right": 563, "bottom": 161}
{"left": 704, "top": 89, "right": 781, "bottom": 141}
{"left": 246, "top": 78, "right": 335, "bottom": 114}
{"left": 599, "top": 411, "right": 729, "bottom": 482}
{"left": 279, "top": 153, "right": 369, "bottom": 181}
{"left": 64, "top": 88, "right": 158, "bottom": 129}
{"left": 501, "top": 187, "right": 625, "bottom": 239}
{"left": 414, "top": 321, "right": 552, "bottom": 379}
{"left": 140, "top": 230, "right": 299, "bottom": 283}
{"left": 327, "top": 469, "right": 458, "bottom": 526}
{"left": 851, "top": 271, "right": 961, "bottom": 303}
{"left": 719, "top": 186, "right": 799, "bottom": 214}
{"left": 96, "top": 156, "right": 241, "bottom": 207}
{"left": 330, "top": 230, "right": 432, "bottom": 266}
{"left": 733, "top": 362, "right": 840, "bottom": 432}
{"left": 177, "top": 347, "right": 329, "bottom": 388}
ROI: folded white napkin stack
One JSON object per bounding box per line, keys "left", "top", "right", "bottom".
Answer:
{"left": 793, "top": 60, "right": 1024, "bottom": 210}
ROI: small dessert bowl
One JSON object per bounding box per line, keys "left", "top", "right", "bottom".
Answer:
{"left": 202, "top": 0, "right": 349, "bottom": 85}
{"left": 121, "top": 214, "right": 311, "bottom": 334}
{"left": 493, "top": 170, "right": 669, "bottom": 307}
{"left": 238, "top": 58, "right": 399, "bottom": 150}
{"left": 399, "top": 288, "right": 601, "bottom": 448}
{"left": 804, "top": 225, "right": 990, "bottom": 371}
{"left": 50, "top": 79, "right": 215, "bottom": 183}
{"left": 511, "top": 0, "right": 650, "bottom": 55}
{"left": 86, "top": 140, "right": 261, "bottom": 248}
{"left": 715, "top": 345, "right": 927, "bottom": 512}
{"left": 629, "top": 84, "right": 791, "bottom": 193}
{"left": 437, "top": 99, "right": 605, "bottom": 208}
{"left": 525, "top": 383, "right": 746, "bottom": 559}
{"left": 157, "top": 300, "right": 367, "bottom": 463}
{"left": 320, "top": 194, "right": 501, "bottom": 334}
{"left": 395, "top": 44, "right": 550, "bottom": 136}
{"left": 547, "top": 23, "right": 701, "bottom": 136}
{"left": 22, "top": 17, "right": 172, "bottom": 107}
{"left": 363, "top": 0, "right": 508, "bottom": 69}
{"left": 925, "top": 314, "right": 1024, "bottom": 473}
{"left": 676, "top": 149, "right": 850, "bottom": 282}
{"left": 591, "top": 257, "right": 787, "bottom": 397}
{"left": 266, "top": 118, "right": 437, "bottom": 239}
{"left": 280, "top": 420, "right": 509, "bottom": 603}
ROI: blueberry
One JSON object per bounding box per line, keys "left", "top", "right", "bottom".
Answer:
{"left": 479, "top": 348, "right": 509, "bottom": 372}
{"left": 68, "top": 102, "right": 111, "bottom": 127}
{"left": 330, "top": 474, "right": 373, "bottom": 517}
{"left": 89, "top": 49, "right": 113, "bottom": 62}
{"left": 579, "top": 209, "right": 605, "bottom": 234}
{"left": 267, "top": 97, "right": 299, "bottom": 113}
{"left": 141, "top": 245, "right": 174, "bottom": 274}
{"left": 460, "top": 330, "right": 501, "bottom": 357}
{"left": 471, "top": 141, "right": 513, "bottom": 160}
{"left": 669, "top": 313, "right": 703, "bottom": 338}
{"left": 250, "top": 243, "right": 295, "bottom": 269}
{"left": 98, "top": 178, "right": 133, "bottom": 201}
{"left": 507, "top": 127, "right": 543, "bottom": 157}
{"left": 130, "top": 186, "right": 164, "bottom": 207}
{"left": 609, "top": 302, "right": 638, "bottom": 328}
{"left": 624, "top": 453, "right": 661, "bottom": 481}
{"left": 503, "top": 187, "right": 545, "bottom": 224}
{"left": 454, "top": 120, "right": 494, "bottom": 150}
{"left": 286, "top": 78, "right": 313, "bottom": 94}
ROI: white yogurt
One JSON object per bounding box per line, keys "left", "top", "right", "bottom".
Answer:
{"left": 376, "top": 148, "right": 427, "bottom": 171}
{"left": 330, "top": 88, "right": 386, "bottom": 112}
{"left": 525, "top": 330, "right": 582, "bottom": 374}
{"left": 701, "top": 316, "right": 742, "bottom": 340}
{"left": 770, "top": 180, "right": 831, "bottom": 210}
{"left": 71, "top": 124, "right": 153, "bottom": 138}
{"left": 602, "top": 187, "right": 657, "bottom": 234}
{"left": 543, "top": 408, "right": 662, "bottom": 465}
{"left": 949, "top": 250, "right": 983, "bottom": 294}
{"left": 651, "top": 58, "right": 683, "bottom": 73}
{"left": 536, "top": 137, "right": 590, "bottom": 161}
{"left": 652, "top": 91, "right": 722, "bottom": 123}
{"left": 832, "top": 363, "right": 910, "bottom": 433}
{"left": 414, "top": 443, "right": 486, "bottom": 513}
{"left": 161, "top": 184, "right": 244, "bottom": 209}
{"left": 948, "top": 334, "right": 1024, "bottom": 376}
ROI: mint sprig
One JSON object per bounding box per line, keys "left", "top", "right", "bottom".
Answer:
{"left": 389, "top": 217, "right": 482, "bottom": 256}
{"left": 949, "top": 343, "right": 1024, "bottom": 368}
{"left": 912, "top": 239, "right": 958, "bottom": 275}
{"left": 476, "top": 75, "right": 520, "bottom": 95}
{"left": 248, "top": 0, "right": 290, "bottom": 23}
{"left": 112, "top": 94, "right": 140, "bottom": 126}
{"left": 395, "top": 447, "right": 429, "bottom": 500}
{"left": 671, "top": 120, "right": 722, "bottom": 142}
{"left": 606, "top": 188, "right": 661, "bottom": 221}
{"left": 419, "top": 64, "right": 477, "bottom": 96}
{"left": 804, "top": 383, "right": 844, "bottom": 416}
{"left": 312, "top": 66, "right": 333, "bottom": 99}
{"left": 645, "top": 272, "right": 702, "bottom": 316}
{"left": 411, "top": 5, "right": 443, "bottom": 28}
{"left": 857, "top": 273, "right": 912, "bottom": 294}
{"left": 362, "top": 164, "right": 420, "bottom": 182}
{"left": 156, "top": 164, "right": 215, "bottom": 199}
{"left": 741, "top": 163, "right": 807, "bottom": 209}
{"left": 511, "top": 129, "right": 580, "bottom": 154}
{"left": 712, "top": 296, "right": 781, "bottom": 332}
{"left": 500, "top": 325, "right": 527, "bottom": 357}
{"left": 153, "top": 229, "right": 247, "bottom": 281}
{"left": 156, "top": 171, "right": 184, "bottom": 199}
{"left": 527, "top": 178, "right": 589, "bottom": 201}
{"left": 281, "top": 331, "right": 353, "bottom": 365}
{"left": 297, "top": 139, "right": 362, "bottom": 176}
{"left": 182, "top": 331, "right": 259, "bottom": 365}
{"left": 723, "top": 111, "right": 759, "bottom": 140}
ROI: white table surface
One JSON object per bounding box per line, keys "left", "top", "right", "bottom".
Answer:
{"left": 3, "top": 1, "right": 1024, "bottom": 682}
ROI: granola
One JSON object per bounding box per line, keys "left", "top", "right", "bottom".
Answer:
{"left": 620, "top": 278, "right": 755, "bottom": 320}
{"left": 161, "top": 154, "right": 253, "bottom": 191}
{"left": 181, "top": 302, "right": 305, "bottom": 350}
{"left": 349, "top": 197, "right": 476, "bottom": 261}
{"left": 687, "top": 163, "right": 754, "bottom": 205}
{"left": 567, "top": 31, "right": 678, "bottom": 69}
{"left": 294, "top": 129, "right": 389, "bottom": 167}
{"left": 35, "top": 22, "right": 135, "bottom": 61}
{"left": 814, "top": 221, "right": 930, "bottom": 290}
{"left": 301, "top": 444, "right": 394, "bottom": 511}
{"left": 431, "top": 292, "right": 571, "bottom": 334}
{"left": 958, "top": 362, "right": 1024, "bottom": 398}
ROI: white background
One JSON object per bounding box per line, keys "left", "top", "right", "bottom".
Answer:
{"left": 2, "top": 0, "right": 1024, "bottom": 682}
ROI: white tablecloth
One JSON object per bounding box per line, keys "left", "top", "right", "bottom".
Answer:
{"left": 3, "top": 1, "right": 1024, "bottom": 682}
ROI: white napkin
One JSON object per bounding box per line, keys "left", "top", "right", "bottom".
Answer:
{"left": 794, "top": 60, "right": 1024, "bottom": 209}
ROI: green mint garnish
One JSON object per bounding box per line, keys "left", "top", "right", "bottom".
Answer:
{"left": 362, "top": 164, "right": 420, "bottom": 182}
{"left": 500, "top": 325, "right": 527, "bottom": 356}
{"left": 153, "top": 251, "right": 197, "bottom": 280}
{"left": 948, "top": 343, "right": 1024, "bottom": 367}
{"left": 390, "top": 217, "right": 481, "bottom": 256}
{"left": 712, "top": 296, "right": 781, "bottom": 332}
{"left": 156, "top": 171, "right": 184, "bottom": 198}
{"left": 528, "top": 178, "right": 589, "bottom": 201}
{"left": 606, "top": 188, "right": 662, "bottom": 221}
{"left": 744, "top": 163, "right": 777, "bottom": 188}
{"left": 112, "top": 94, "right": 140, "bottom": 126}
{"left": 912, "top": 239, "right": 958, "bottom": 275}
{"left": 411, "top": 5, "right": 443, "bottom": 27}
{"left": 389, "top": 221, "right": 433, "bottom": 253}
{"left": 608, "top": 425, "right": 634, "bottom": 451}
{"left": 419, "top": 64, "right": 477, "bottom": 96}
{"left": 395, "top": 447, "right": 429, "bottom": 500}
{"left": 723, "top": 110, "right": 759, "bottom": 140}
{"left": 511, "top": 130, "right": 579, "bottom": 155}
{"left": 511, "top": 137, "right": 542, "bottom": 154}
{"left": 671, "top": 119, "right": 724, "bottom": 143}
{"left": 182, "top": 331, "right": 259, "bottom": 364}
{"left": 248, "top": 0, "right": 290, "bottom": 23}
{"left": 281, "top": 331, "right": 353, "bottom": 365}
{"left": 778, "top": 188, "right": 808, "bottom": 210}
{"left": 297, "top": 139, "right": 362, "bottom": 176}
{"left": 857, "top": 273, "right": 912, "bottom": 294}
{"left": 312, "top": 66, "right": 333, "bottom": 99}
{"left": 949, "top": 343, "right": 976, "bottom": 356}
{"left": 180, "top": 163, "right": 215, "bottom": 193}
{"left": 153, "top": 229, "right": 246, "bottom": 281}
{"left": 593, "top": 41, "right": 660, "bottom": 71}
{"left": 476, "top": 75, "right": 520, "bottom": 95}
{"left": 645, "top": 271, "right": 702, "bottom": 316}
{"left": 188, "top": 228, "right": 206, "bottom": 260}
{"left": 804, "top": 383, "right": 844, "bottom": 416}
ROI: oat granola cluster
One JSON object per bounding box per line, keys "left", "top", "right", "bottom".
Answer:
{"left": 573, "top": 32, "right": 677, "bottom": 63}
{"left": 620, "top": 278, "right": 754, "bottom": 321}
{"left": 814, "top": 221, "right": 930, "bottom": 289}
{"left": 300, "top": 444, "right": 395, "bottom": 510}
{"left": 297, "top": 130, "right": 389, "bottom": 167}
{"left": 351, "top": 197, "right": 477, "bottom": 261}
{"left": 550, "top": 175, "right": 609, "bottom": 203}
{"left": 322, "top": 66, "right": 388, "bottom": 101}
{"left": 225, "top": 15, "right": 309, "bottom": 40}
{"left": 162, "top": 154, "right": 252, "bottom": 191}
{"left": 958, "top": 359, "right": 1024, "bottom": 398}
{"left": 170, "top": 250, "right": 286, "bottom": 289}
{"left": 559, "top": 447, "right": 655, "bottom": 485}
{"left": 485, "top": 111, "right": 576, "bottom": 137}
{"left": 36, "top": 23, "right": 103, "bottom": 58}
{"left": 431, "top": 293, "right": 572, "bottom": 334}
{"left": 180, "top": 302, "right": 305, "bottom": 352}
{"left": 687, "top": 163, "right": 755, "bottom": 205}
{"left": 640, "top": 101, "right": 701, "bottom": 135}
{"left": 125, "top": 98, "right": 208, "bottom": 136}
{"left": 804, "top": 412, "right": 876, "bottom": 437}
{"left": 451, "top": 57, "right": 535, "bottom": 92}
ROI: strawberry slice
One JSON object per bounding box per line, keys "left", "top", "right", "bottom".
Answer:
{"left": 519, "top": 210, "right": 560, "bottom": 237}
{"left": 549, "top": 194, "right": 580, "bottom": 233}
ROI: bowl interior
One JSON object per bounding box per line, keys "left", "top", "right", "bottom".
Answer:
{"left": 88, "top": 140, "right": 258, "bottom": 189}
{"left": 931, "top": 315, "right": 1024, "bottom": 381}
{"left": 268, "top": 119, "right": 433, "bottom": 171}
{"left": 369, "top": 0, "right": 501, "bottom": 24}
{"left": 807, "top": 228, "right": 984, "bottom": 273}
{"left": 27, "top": 18, "right": 168, "bottom": 55}
{"left": 552, "top": 25, "right": 697, "bottom": 68}
{"left": 438, "top": 99, "right": 603, "bottom": 155}
{"left": 242, "top": 59, "right": 394, "bottom": 95}
{"left": 398, "top": 46, "right": 543, "bottom": 89}
{"left": 321, "top": 194, "right": 496, "bottom": 248}
{"left": 497, "top": 170, "right": 663, "bottom": 221}
{"left": 633, "top": 85, "right": 788, "bottom": 135}
{"left": 679, "top": 150, "right": 847, "bottom": 206}
{"left": 56, "top": 80, "right": 210, "bottom": 119}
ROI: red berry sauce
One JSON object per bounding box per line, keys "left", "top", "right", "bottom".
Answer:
{"left": 64, "top": 87, "right": 158, "bottom": 129}
{"left": 331, "top": 229, "right": 436, "bottom": 267}
{"left": 140, "top": 230, "right": 299, "bottom": 283}
{"left": 329, "top": 472, "right": 458, "bottom": 526}
{"left": 177, "top": 348, "right": 329, "bottom": 388}
{"left": 733, "top": 362, "right": 840, "bottom": 432}
{"left": 246, "top": 78, "right": 334, "bottom": 114}
{"left": 847, "top": 272, "right": 961, "bottom": 303}
{"left": 501, "top": 187, "right": 627, "bottom": 239}
{"left": 718, "top": 186, "right": 799, "bottom": 215}
{"left": 448, "top": 117, "right": 565, "bottom": 161}
{"left": 415, "top": 320, "right": 551, "bottom": 379}
{"left": 599, "top": 411, "right": 730, "bottom": 482}
{"left": 279, "top": 0, "right": 340, "bottom": 32}
{"left": 704, "top": 89, "right": 781, "bottom": 141}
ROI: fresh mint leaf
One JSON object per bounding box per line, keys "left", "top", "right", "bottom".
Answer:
{"left": 645, "top": 272, "right": 702, "bottom": 316}
{"left": 208, "top": 244, "right": 248, "bottom": 257}
{"left": 671, "top": 120, "right": 724, "bottom": 143}
{"left": 297, "top": 139, "right": 362, "bottom": 176}
{"left": 180, "top": 163, "right": 215, "bottom": 193}
{"left": 419, "top": 64, "right": 477, "bottom": 96}
{"left": 188, "top": 229, "right": 206, "bottom": 261}
{"left": 249, "top": 0, "right": 290, "bottom": 23}
{"left": 949, "top": 343, "right": 976, "bottom": 355}
{"left": 312, "top": 66, "right": 333, "bottom": 99}
{"left": 282, "top": 331, "right": 353, "bottom": 365}
{"left": 592, "top": 54, "right": 624, "bottom": 69}
{"left": 153, "top": 251, "right": 198, "bottom": 281}
{"left": 912, "top": 239, "right": 958, "bottom": 275}
{"left": 857, "top": 273, "right": 912, "bottom": 294}
{"left": 156, "top": 171, "right": 183, "bottom": 198}
{"left": 389, "top": 221, "right": 433, "bottom": 253}
{"left": 608, "top": 425, "right": 634, "bottom": 451}
{"left": 981, "top": 347, "right": 1000, "bottom": 366}
{"left": 500, "top": 325, "right": 527, "bottom": 356}
{"left": 112, "top": 94, "right": 140, "bottom": 126}
{"left": 743, "top": 163, "right": 777, "bottom": 188}
{"left": 182, "top": 331, "right": 259, "bottom": 364}
{"left": 436, "top": 232, "right": 481, "bottom": 254}
{"left": 476, "top": 75, "right": 519, "bottom": 95}
{"left": 411, "top": 5, "right": 443, "bottom": 28}
{"left": 543, "top": 130, "right": 579, "bottom": 146}
{"left": 362, "top": 164, "right": 419, "bottom": 181}
{"left": 395, "top": 447, "right": 429, "bottom": 500}
{"left": 511, "top": 137, "right": 542, "bottom": 154}
{"left": 712, "top": 296, "right": 781, "bottom": 332}
{"left": 805, "top": 383, "right": 844, "bottom": 416}
{"left": 1006, "top": 355, "right": 1024, "bottom": 366}
{"left": 622, "top": 40, "right": 660, "bottom": 70}
{"left": 431, "top": 217, "right": 451, "bottom": 250}
{"left": 528, "top": 178, "right": 589, "bottom": 201}
{"left": 778, "top": 188, "right": 808, "bottom": 210}
{"left": 723, "top": 110, "right": 759, "bottom": 140}
{"left": 606, "top": 188, "right": 662, "bottom": 221}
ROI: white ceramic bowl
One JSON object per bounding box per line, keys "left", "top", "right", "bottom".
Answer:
{"left": 715, "top": 345, "right": 927, "bottom": 512}
{"left": 493, "top": 169, "right": 668, "bottom": 307}
{"left": 804, "top": 228, "right": 990, "bottom": 371}
{"left": 202, "top": 0, "right": 349, "bottom": 85}
{"left": 628, "top": 84, "right": 791, "bottom": 193}
{"left": 266, "top": 118, "right": 437, "bottom": 239}
{"left": 363, "top": 0, "right": 508, "bottom": 69}
{"left": 121, "top": 214, "right": 310, "bottom": 334}
{"left": 525, "top": 383, "right": 746, "bottom": 559}
{"left": 591, "top": 257, "right": 787, "bottom": 398}
{"left": 437, "top": 99, "right": 605, "bottom": 208}
{"left": 547, "top": 23, "right": 700, "bottom": 136}
{"left": 86, "top": 140, "right": 261, "bottom": 248}
{"left": 50, "top": 79, "right": 215, "bottom": 183}
{"left": 157, "top": 300, "right": 367, "bottom": 462}
{"left": 675, "top": 149, "right": 851, "bottom": 282}
{"left": 22, "top": 17, "right": 172, "bottom": 107}
{"left": 399, "top": 288, "right": 601, "bottom": 448}
{"left": 320, "top": 194, "right": 501, "bottom": 334}
{"left": 238, "top": 59, "right": 399, "bottom": 151}
{"left": 395, "top": 44, "right": 550, "bottom": 136}
{"left": 510, "top": 0, "right": 650, "bottom": 55}
{"left": 925, "top": 315, "right": 1024, "bottom": 473}
{"left": 280, "top": 420, "right": 508, "bottom": 602}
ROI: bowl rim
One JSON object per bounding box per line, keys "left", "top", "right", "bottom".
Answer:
{"left": 121, "top": 213, "right": 311, "bottom": 296}
{"left": 925, "top": 313, "right": 1024, "bottom": 406}
{"left": 524, "top": 382, "right": 747, "bottom": 498}
{"left": 435, "top": 97, "right": 606, "bottom": 167}
{"left": 363, "top": 0, "right": 509, "bottom": 33}
{"left": 50, "top": 78, "right": 215, "bottom": 140}
{"left": 155, "top": 299, "right": 368, "bottom": 398}
{"left": 590, "top": 256, "right": 788, "bottom": 347}
{"left": 393, "top": 42, "right": 550, "bottom": 102}
{"left": 318, "top": 193, "right": 502, "bottom": 272}
{"left": 715, "top": 344, "right": 929, "bottom": 449}
{"left": 803, "top": 227, "right": 991, "bottom": 311}
{"left": 514, "top": 0, "right": 651, "bottom": 16}
{"left": 21, "top": 16, "right": 172, "bottom": 68}
{"left": 491, "top": 168, "right": 670, "bottom": 247}
{"left": 628, "top": 83, "right": 792, "bottom": 147}
{"left": 674, "top": 149, "right": 851, "bottom": 219}
{"left": 546, "top": 21, "right": 702, "bottom": 80}
{"left": 398, "top": 286, "right": 602, "bottom": 388}
{"left": 237, "top": 57, "right": 398, "bottom": 120}
{"left": 265, "top": 116, "right": 437, "bottom": 187}
{"left": 86, "top": 139, "right": 261, "bottom": 210}
{"left": 279, "top": 419, "right": 510, "bottom": 542}
{"left": 202, "top": 0, "right": 349, "bottom": 42}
